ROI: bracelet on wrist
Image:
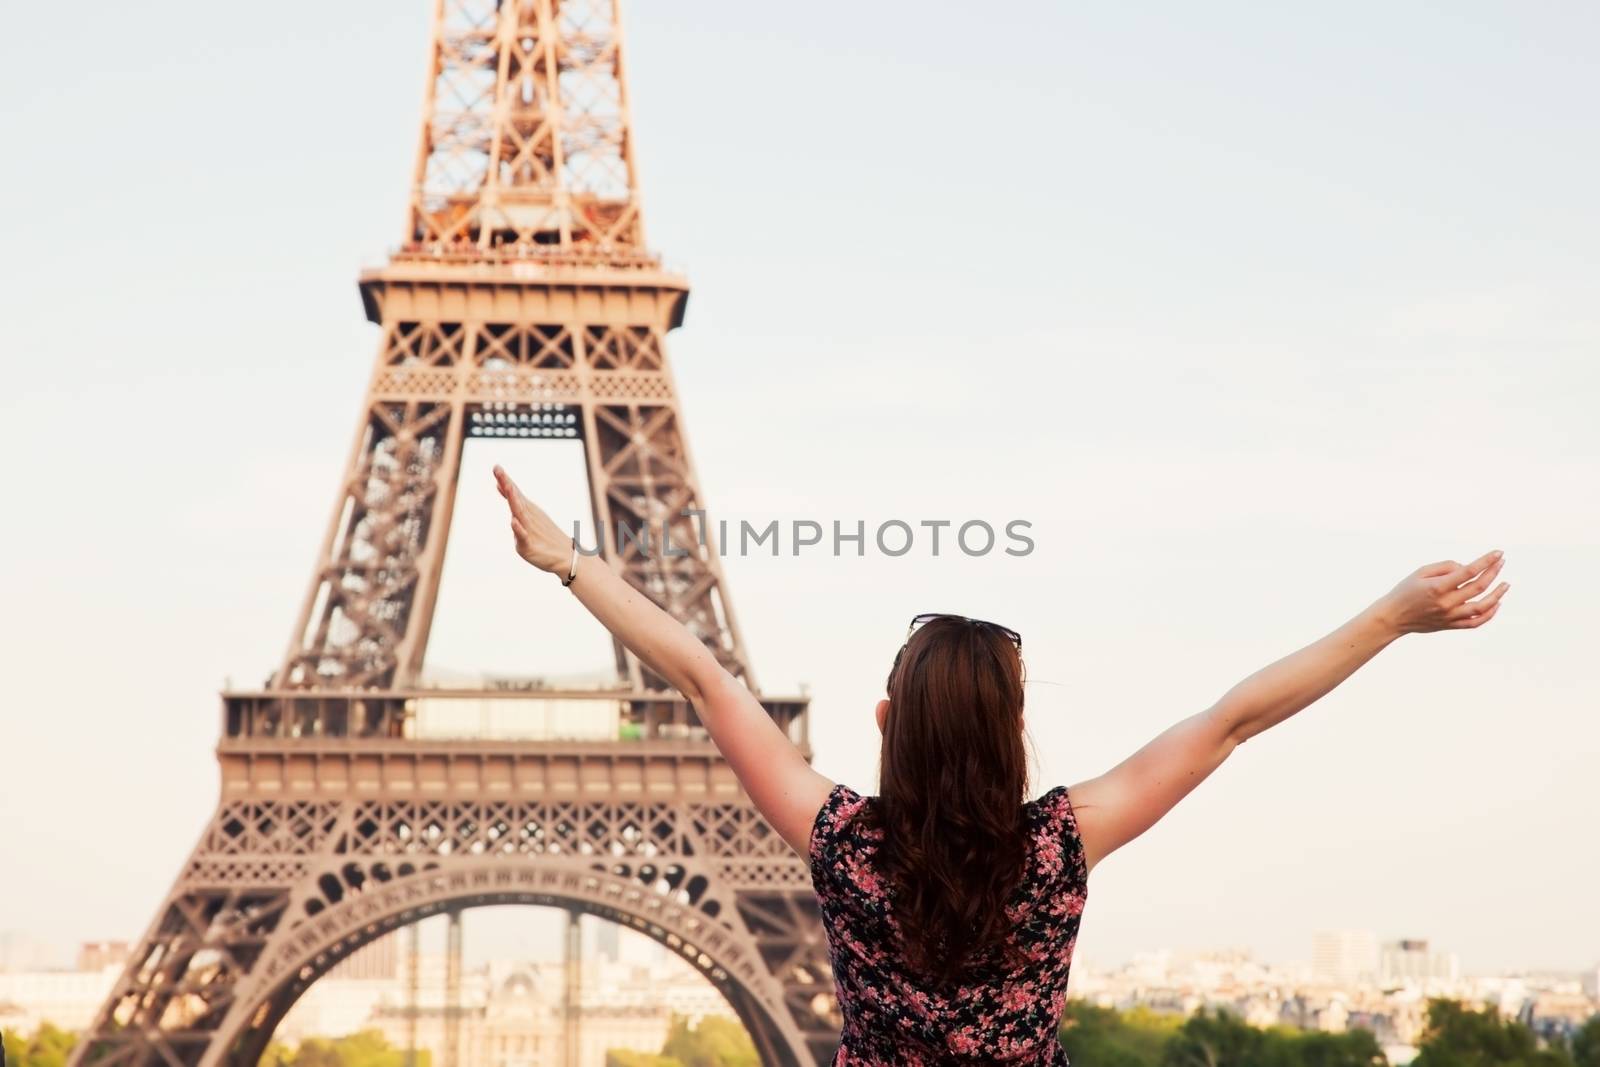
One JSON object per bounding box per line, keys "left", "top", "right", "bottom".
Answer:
{"left": 560, "top": 538, "right": 579, "bottom": 587}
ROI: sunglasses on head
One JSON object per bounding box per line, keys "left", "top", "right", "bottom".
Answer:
{"left": 906, "top": 612, "right": 1022, "bottom": 649}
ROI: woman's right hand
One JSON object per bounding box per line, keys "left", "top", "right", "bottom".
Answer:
{"left": 1374, "top": 550, "right": 1509, "bottom": 635}
{"left": 493, "top": 464, "right": 573, "bottom": 574}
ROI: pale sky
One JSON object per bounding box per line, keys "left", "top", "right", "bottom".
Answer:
{"left": 2, "top": 1, "right": 1597, "bottom": 980}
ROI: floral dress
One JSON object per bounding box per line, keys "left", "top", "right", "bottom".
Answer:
{"left": 808, "top": 782, "right": 1090, "bottom": 1066}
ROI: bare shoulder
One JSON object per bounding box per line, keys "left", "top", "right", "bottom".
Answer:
{"left": 1064, "top": 775, "right": 1114, "bottom": 874}
{"left": 775, "top": 768, "right": 841, "bottom": 859}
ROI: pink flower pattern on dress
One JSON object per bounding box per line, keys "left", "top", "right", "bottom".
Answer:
{"left": 808, "top": 783, "right": 1090, "bottom": 1065}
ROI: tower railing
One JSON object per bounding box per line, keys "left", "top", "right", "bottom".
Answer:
{"left": 220, "top": 689, "right": 811, "bottom": 747}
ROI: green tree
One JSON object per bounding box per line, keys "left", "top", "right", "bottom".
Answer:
{"left": 1059, "top": 1002, "right": 1180, "bottom": 1067}
{"left": 604, "top": 1052, "right": 683, "bottom": 1067}
{"left": 1412, "top": 999, "right": 1573, "bottom": 1067}
{"left": 659, "top": 1015, "right": 758, "bottom": 1067}
{"left": 3, "top": 1023, "right": 78, "bottom": 1067}
{"left": 1161, "top": 1007, "right": 1385, "bottom": 1067}
{"left": 264, "top": 1029, "right": 427, "bottom": 1067}
{"left": 2, "top": 1027, "right": 28, "bottom": 1067}
{"left": 290, "top": 1037, "right": 342, "bottom": 1067}
{"left": 1292, "top": 1029, "right": 1388, "bottom": 1067}
{"left": 1162, "top": 1007, "right": 1271, "bottom": 1067}
{"left": 1570, "top": 1016, "right": 1600, "bottom": 1067}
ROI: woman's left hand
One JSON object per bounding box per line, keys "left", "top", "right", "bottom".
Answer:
{"left": 493, "top": 464, "right": 572, "bottom": 574}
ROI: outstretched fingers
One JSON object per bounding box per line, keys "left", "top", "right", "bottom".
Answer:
{"left": 493, "top": 465, "right": 532, "bottom": 520}
{"left": 493, "top": 464, "right": 518, "bottom": 501}
{"left": 1439, "top": 549, "right": 1501, "bottom": 592}
{"left": 1445, "top": 553, "right": 1506, "bottom": 607}
{"left": 1448, "top": 581, "right": 1509, "bottom": 627}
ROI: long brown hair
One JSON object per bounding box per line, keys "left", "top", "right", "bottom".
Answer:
{"left": 876, "top": 615, "right": 1030, "bottom": 986}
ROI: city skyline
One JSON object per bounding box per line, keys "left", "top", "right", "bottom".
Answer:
{"left": 3, "top": 919, "right": 1594, "bottom": 1067}
{"left": 1, "top": 918, "right": 1591, "bottom": 984}
{"left": 1, "top": 0, "right": 1596, "bottom": 988}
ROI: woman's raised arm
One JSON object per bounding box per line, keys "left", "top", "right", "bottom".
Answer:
{"left": 494, "top": 465, "right": 835, "bottom": 856}
{"left": 1069, "top": 550, "right": 1509, "bottom": 874}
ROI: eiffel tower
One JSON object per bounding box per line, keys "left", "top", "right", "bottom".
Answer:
{"left": 69, "top": 3, "right": 839, "bottom": 1065}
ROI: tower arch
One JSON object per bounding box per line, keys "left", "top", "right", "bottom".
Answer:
{"left": 211, "top": 862, "right": 808, "bottom": 1067}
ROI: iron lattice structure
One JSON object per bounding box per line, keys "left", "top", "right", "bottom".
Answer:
{"left": 69, "top": 3, "right": 839, "bottom": 1065}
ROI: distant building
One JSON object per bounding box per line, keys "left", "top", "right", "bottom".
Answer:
{"left": 472, "top": 967, "right": 669, "bottom": 1067}
{"left": 1520, "top": 990, "right": 1597, "bottom": 1038}
{"left": 1237, "top": 996, "right": 1282, "bottom": 1029}
{"left": 277, "top": 947, "right": 738, "bottom": 1067}
{"left": 593, "top": 922, "right": 620, "bottom": 965}
{"left": 362, "top": 960, "right": 700, "bottom": 1067}
{"left": 1312, "top": 931, "right": 1379, "bottom": 988}
{"left": 75, "top": 942, "right": 130, "bottom": 973}
{"left": 1382, "top": 1042, "right": 1420, "bottom": 1066}
{"left": 0, "top": 932, "right": 56, "bottom": 973}
{"left": 472, "top": 970, "right": 552, "bottom": 1065}
{"left": 1380, "top": 939, "right": 1459, "bottom": 990}
{"left": 0, "top": 968, "right": 120, "bottom": 1032}
{"left": 1315, "top": 998, "right": 1350, "bottom": 1033}
{"left": 328, "top": 935, "right": 399, "bottom": 981}
{"left": 1126, "top": 949, "right": 1172, "bottom": 987}
{"left": 277, "top": 976, "right": 408, "bottom": 1043}
{"left": 1279, "top": 993, "right": 1351, "bottom": 1032}
{"left": 1474, "top": 975, "right": 1529, "bottom": 1017}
